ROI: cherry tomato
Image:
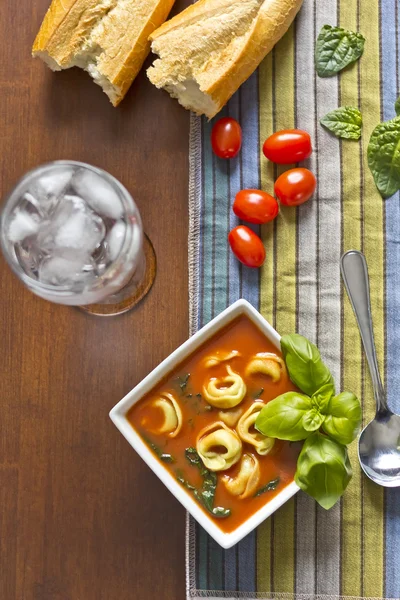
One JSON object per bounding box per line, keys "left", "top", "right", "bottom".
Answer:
{"left": 211, "top": 117, "right": 242, "bottom": 158}
{"left": 263, "top": 129, "right": 312, "bottom": 164}
{"left": 274, "top": 168, "right": 317, "bottom": 206}
{"left": 228, "top": 226, "right": 265, "bottom": 268}
{"left": 233, "top": 189, "right": 279, "bottom": 224}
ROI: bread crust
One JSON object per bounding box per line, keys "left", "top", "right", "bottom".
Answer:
{"left": 32, "top": 0, "right": 105, "bottom": 68}
{"left": 149, "top": 0, "right": 303, "bottom": 117}
{"left": 107, "top": 0, "right": 176, "bottom": 105}
{"left": 33, "top": 0, "right": 176, "bottom": 106}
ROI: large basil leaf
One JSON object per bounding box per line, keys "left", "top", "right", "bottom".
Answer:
{"left": 367, "top": 116, "right": 400, "bottom": 198}
{"left": 322, "top": 391, "right": 362, "bottom": 445}
{"left": 295, "top": 432, "right": 352, "bottom": 509}
{"left": 255, "top": 392, "right": 313, "bottom": 441}
{"left": 320, "top": 106, "right": 362, "bottom": 140}
{"left": 315, "top": 25, "right": 365, "bottom": 77}
{"left": 280, "top": 334, "right": 334, "bottom": 397}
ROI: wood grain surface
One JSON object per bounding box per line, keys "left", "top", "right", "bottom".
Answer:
{"left": 0, "top": 2, "right": 190, "bottom": 598}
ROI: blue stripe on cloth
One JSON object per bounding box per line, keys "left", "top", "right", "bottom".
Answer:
{"left": 201, "top": 117, "right": 215, "bottom": 327}
{"left": 212, "top": 108, "right": 230, "bottom": 319}
{"left": 381, "top": 0, "right": 400, "bottom": 597}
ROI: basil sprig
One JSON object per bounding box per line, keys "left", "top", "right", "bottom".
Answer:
{"left": 315, "top": 25, "right": 365, "bottom": 77}
{"left": 256, "top": 334, "right": 361, "bottom": 510}
{"left": 320, "top": 106, "right": 362, "bottom": 140}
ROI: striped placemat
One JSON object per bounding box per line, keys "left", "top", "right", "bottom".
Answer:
{"left": 186, "top": 0, "right": 400, "bottom": 598}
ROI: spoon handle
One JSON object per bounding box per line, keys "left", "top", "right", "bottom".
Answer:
{"left": 340, "top": 250, "right": 387, "bottom": 414}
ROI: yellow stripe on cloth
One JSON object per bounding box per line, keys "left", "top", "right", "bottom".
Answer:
{"left": 339, "top": 0, "right": 363, "bottom": 595}
{"left": 359, "top": 1, "right": 385, "bottom": 597}
{"left": 259, "top": 24, "right": 297, "bottom": 594}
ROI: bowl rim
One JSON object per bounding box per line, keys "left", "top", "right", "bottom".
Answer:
{"left": 109, "top": 299, "right": 299, "bottom": 549}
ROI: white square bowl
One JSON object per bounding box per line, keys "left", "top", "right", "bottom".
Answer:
{"left": 109, "top": 299, "right": 299, "bottom": 549}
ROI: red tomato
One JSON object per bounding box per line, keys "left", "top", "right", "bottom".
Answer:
{"left": 274, "top": 168, "right": 317, "bottom": 206}
{"left": 211, "top": 117, "right": 242, "bottom": 159}
{"left": 233, "top": 189, "right": 279, "bottom": 224}
{"left": 263, "top": 129, "right": 312, "bottom": 164}
{"left": 228, "top": 226, "right": 266, "bottom": 268}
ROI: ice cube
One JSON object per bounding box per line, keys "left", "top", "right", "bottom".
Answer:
{"left": 7, "top": 210, "right": 39, "bottom": 243}
{"left": 22, "top": 192, "right": 42, "bottom": 214}
{"left": 35, "top": 167, "right": 74, "bottom": 198}
{"left": 30, "top": 167, "right": 75, "bottom": 217}
{"left": 37, "top": 195, "right": 105, "bottom": 255}
{"left": 106, "top": 221, "right": 126, "bottom": 261}
{"left": 38, "top": 253, "right": 95, "bottom": 286}
{"left": 73, "top": 169, "right": 123, "bottom": 219}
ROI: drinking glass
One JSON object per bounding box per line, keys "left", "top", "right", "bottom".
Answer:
{"left": 0, "top": 161, "right": 156, "bottom": 315}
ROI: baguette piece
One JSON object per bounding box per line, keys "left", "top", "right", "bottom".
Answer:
{"left": 147, "top": 0, "right": 303, "bottom": 118}
{"left": 33, "top": 0, "right": 176, "bottom": 106}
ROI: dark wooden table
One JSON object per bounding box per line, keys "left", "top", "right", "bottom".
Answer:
{"left": 0, "top": 2, "right": 190, "bottom": 598}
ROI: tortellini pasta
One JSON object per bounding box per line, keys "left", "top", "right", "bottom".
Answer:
{"left": 196, "top": 421, "right": 242, "bottom": 471}
{"left": 222, "top": 453, "right": 260, "bottom": 499}
{"left": 237, "top": 402, "right": 275, "bottom": 456}
{"left": 245, "top": 352, "right": 286, "bottom": 382}
{"left": 203, "top": 366, "right": 247, "bottom": 409}
{"left": 218, "top": 407, "right": 244, "bottom": 427}
{"left": 203, "top": 350, "right": 240, "bottom": 368}
{"left": 146, "top": 393, "right": 183, "bottom": 438}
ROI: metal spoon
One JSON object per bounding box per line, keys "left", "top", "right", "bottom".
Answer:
{"left": 341, "top": 249, "right": 400, "bottom": 487}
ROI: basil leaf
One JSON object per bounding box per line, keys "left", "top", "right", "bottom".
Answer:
{"left": 395, "top": 97, "right": 400, "bottom": 117}
{"left": 302, "top": 409, "right": 325, "bottom": 432}
{"left": 184, "top": 447, "right": 231, "bottom": 518}
{"left": 142, "top": 434, "right": 175, "bottom": 463}
{"left": 320, "top": 106, "right": 362, "bottom": 140}
{"left": 280, "top": 334, "right": 334, "bottom": 397}
{"left": 322, "top": 391, "right": 362, "bottom": 445}
{"left": 254, "top": 477, "right": 280, "bottom": 497}
{"left": 367, "top": 116, "right": 400, "bottom": 198}
{"left": 255, "top": 392, "right": 313, "bottom": 441}
{"left": 295, "top": 432, "right": 352, "bottom": 509}
{"left": 315, "top": 25, "right": 365, "bottom": 77}
{"left": 311, "top": 383, "right": 335, "bottom": 413}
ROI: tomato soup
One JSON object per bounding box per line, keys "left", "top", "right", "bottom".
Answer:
{"left": 127, "top": 316, "right": 300, "bottom": 533}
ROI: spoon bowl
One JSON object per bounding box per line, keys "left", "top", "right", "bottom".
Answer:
{"left": 341, "top": 250, "right": 400, "bottom": 487}
{"left": 358, "top": 411, "right": 400, "bottom": 486}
